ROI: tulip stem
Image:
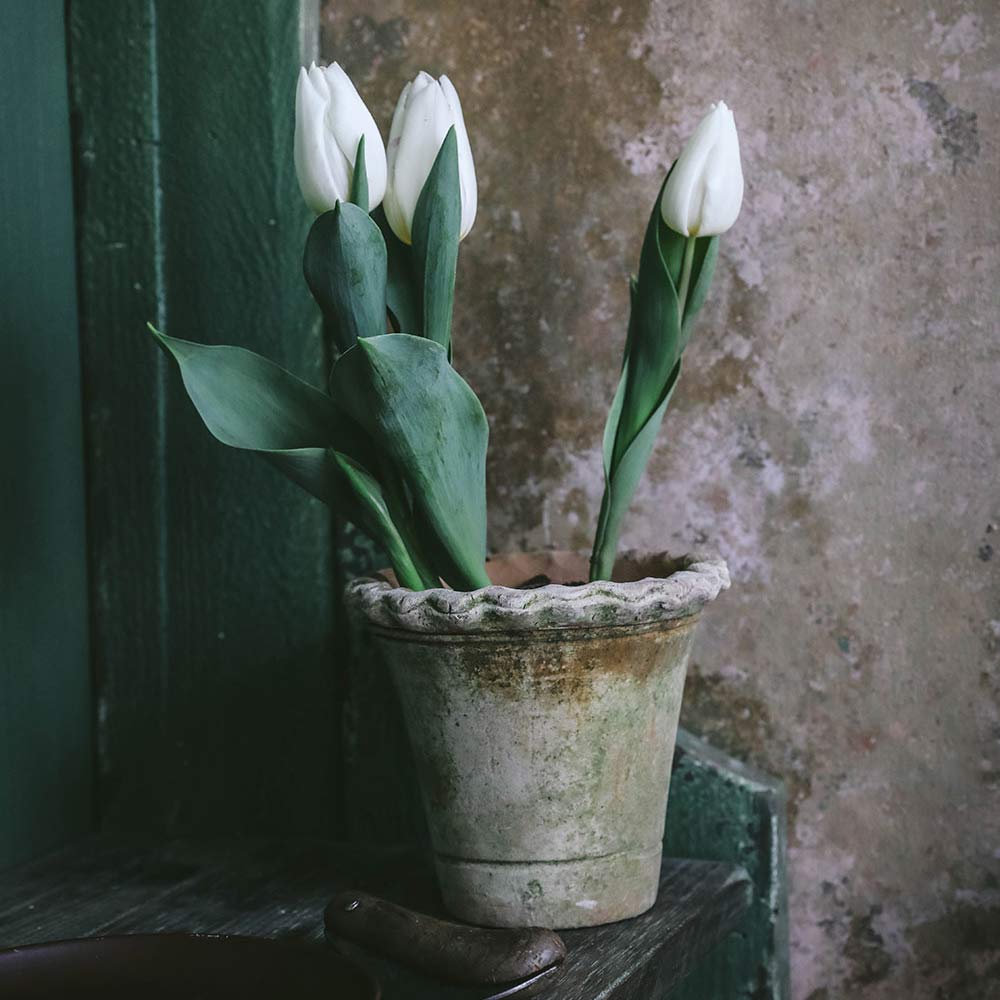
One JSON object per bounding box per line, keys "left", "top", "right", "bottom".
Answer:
{"left": 675, "top": 235, "right": 697, "bottom": 322}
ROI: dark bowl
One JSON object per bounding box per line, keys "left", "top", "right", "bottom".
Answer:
{"left": 0, "top": 933, "right": 379, "bottom": 999}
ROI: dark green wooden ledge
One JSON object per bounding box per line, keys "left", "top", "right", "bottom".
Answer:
{"left": 667, "top": 731, "right": 790, "bottom": 1000}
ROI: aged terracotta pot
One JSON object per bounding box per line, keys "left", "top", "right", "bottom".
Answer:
{"left": 345, "top": 550, "right": 729, "bottom": 929}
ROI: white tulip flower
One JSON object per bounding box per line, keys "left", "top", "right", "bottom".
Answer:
{"left": 294, "top": 62, "right": 387, "bottom": 214}
{"left": 660, "top": 101, "right": 743, "bottom": 238}
{"left": 383, "top": 72, "right": 477, "bottom": 245}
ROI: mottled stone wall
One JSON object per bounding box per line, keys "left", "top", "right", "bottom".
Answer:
{"left": 321, "top": 2, "right": 1000, "bottom": 996}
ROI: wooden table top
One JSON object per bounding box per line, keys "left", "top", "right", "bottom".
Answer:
{"left": 0, "top": 837, "right": 750, "bottom": 999}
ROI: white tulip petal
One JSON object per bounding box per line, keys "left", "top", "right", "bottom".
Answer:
{"left": 322, "top": 62, "right": 387, "bottom": 207}
{"left": 440, "top": 75, "right": 477, "bottom": 239}
{"left": 704, "top": 106, "right": 741, "bottom": 232}
{"left": 294, "top": 66, "right": 348, "bottom": 213}
{"left": 388, "top": 76, "right": 453, "bottom": 243}
{"left": 660, "top": 100, "right": 743, "bottom": 237}
{"left": 294, "top": 61, "right": 387, "bottom": 213}
{"left": 383, "top": 82, "right": 413, "bottom": 242}
{"left": 308, "top": 63, "right": 330, "bottom": 100}
{"left": 411, "top": 70, "right": 437, "bottom": 96}
{"left": 360, "top": 129, "right": 388, "bottom": 208}
{"left": 325, "top": 63, "right": 367, "bottom": 166}
{"left": 384, "top": 72, "right": 478, "bottom": 244}
{"left": 386, "top": 81, "right": 411, "bottom": 160}
{"left": 697, "top": 108, "right": 743, "bottom": 235}
{"left": 661, "top": 109, "right": 718, "bottom": 236}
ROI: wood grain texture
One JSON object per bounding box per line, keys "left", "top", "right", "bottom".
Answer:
{"left": 0, "top": 838, "right": 751, "bottom": 1000}
{"left": 0, "top": 0, "right": 92, "bottom": 867}
{"left": 67, "top": 0, "right": 343, "bottom": 835}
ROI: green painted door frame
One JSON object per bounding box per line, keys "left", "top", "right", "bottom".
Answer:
{"left": 67, "top": 0, "right": 338, "bottom": 836}
{"left": 0, "top": 0, "right": 92, "bottom": 868}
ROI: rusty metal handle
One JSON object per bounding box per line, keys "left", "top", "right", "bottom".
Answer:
{"left": 324, "top": 890, "right": 566, "bottom": 987}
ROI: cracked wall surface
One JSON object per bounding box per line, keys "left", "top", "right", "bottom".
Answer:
{"left": 320, "top": 1, "right": 1000, "bottom": 996}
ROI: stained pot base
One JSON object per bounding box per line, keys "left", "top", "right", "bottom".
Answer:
{"left": 434, "top": 844, "right": 663, "bottom": 929}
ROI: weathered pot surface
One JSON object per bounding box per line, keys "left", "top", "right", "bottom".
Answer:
{"left": 346, "top": 550, "right": 729, "bottom": 929}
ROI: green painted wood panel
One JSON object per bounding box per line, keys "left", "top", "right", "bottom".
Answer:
{"left": 665, "top": 730, "right": 790, "bottom": 1000}
{"left": 66, "top": 0, "right": 345, "bottom": 835}
{"left": 0, "top": 0, "right": 93, "bottom": 868}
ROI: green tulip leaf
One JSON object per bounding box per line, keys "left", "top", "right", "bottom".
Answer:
{"left": 303, "top": 201, "right": 387, "bottom": 354}
{"left": 372, "top": 205, "right": 420, "bottom": 335}
{"left": 610, "top": 193, "right": 681, "bottom": 471}
{"left": 680, "top": 235, "right": 718, "bottom": 347}
{"left": 151, "top": 327, "right": 338, "bottom": 451}
{"left": 258, "top": 446, "right": 342, "bottom": 507}
{"left": 150, "top": 325, "right": 350, "bottom": 504}
{"left": 656, "top": 219, "right": 685, "bottom": 288}
{"left": 330, "top": 333, "right": 490, "bottom": 590}
{"left": 590, "top": 359, "right": 682, "bottom": 581}
{"left": 602, "top": 365, "right": 629, "bottom": 480}
{"left": 411, "top": 127, "right": 461, "bottom": 353}
{"left": 349, "top": 134, "right": 369, "bottom": 213}
{"left": 375, "top": 465, "right": 442, "bottom": 589}
{"left": 330, "top": 450, "right": 437, "bottom": 590}
{"left": 151, "top": 326, "right": 445, "bottom": 589}
{"left": 590, "top": 163, "right": 723, "bottom": 580}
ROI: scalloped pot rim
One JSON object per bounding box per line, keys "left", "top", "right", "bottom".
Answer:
{"left": 345, "top": 550, "right": 730, "bottom": 635}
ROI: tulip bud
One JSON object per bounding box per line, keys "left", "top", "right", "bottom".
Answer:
{"left": 383, "top": 72, "right": 477, "bottom": 245}
{"left": 660, "top": 100, "right": 743, "bottom": 237}
{"left": 294, "top": 62, "right": 387, "bottom": 214}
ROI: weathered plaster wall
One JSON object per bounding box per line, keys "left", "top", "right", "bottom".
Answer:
{"left": 321, "top": 2, "right": 1000, "bottom": 996}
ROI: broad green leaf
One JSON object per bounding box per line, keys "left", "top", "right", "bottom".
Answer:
{"left": 150, "top": 326, "right": 439, "bottom": 586}
{"left": 368, "top": 457, "right": 441, "bottom": 589}
{"left": 602, "top": 364, "right": 629, "bottom": 479}
{"left": 259, "top": 446, "right": 341, "bottom": 507}
{"left": 151, "top": 327, "right": 338, "bottom": 450}
{"left": 303, "top": 201, "right": 387, "bottom": 353}
{"left": 150, "top": 326, "right": 346, "bottom": 505}
{"left": 611, "top": 194, "right": 681, "bottom": 471}
{"left": 411, "top": 127, "right": 460, "bottom": 353}
{"left": 373, "top": 205, "right": 420, "bottom": 335}
{"left": 680, "top": 236, "right": 718, "bottom": 347}
{"left": 349, "top": 134, "right": 369, "bottom": 213}
{"left": 656, "top": 214, "right": 686, "bottom": 288}
{"left": 590, "top": 360, "right": 682, "bottom": 581}
{"left": 330, "top": 334, "right": 490, "bottom": 590}
{"left": 590, "top": 162, "right": 722, "bottom": 580}
{"left": 652, "top": 165, "right": 681, "bottom": 282}
{"left": 331, "top": 451, "right": 436, "bottom": 590}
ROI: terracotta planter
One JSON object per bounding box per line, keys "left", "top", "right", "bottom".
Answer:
{"left": 346, "top": 550, "right": 729, "bottom": 929}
